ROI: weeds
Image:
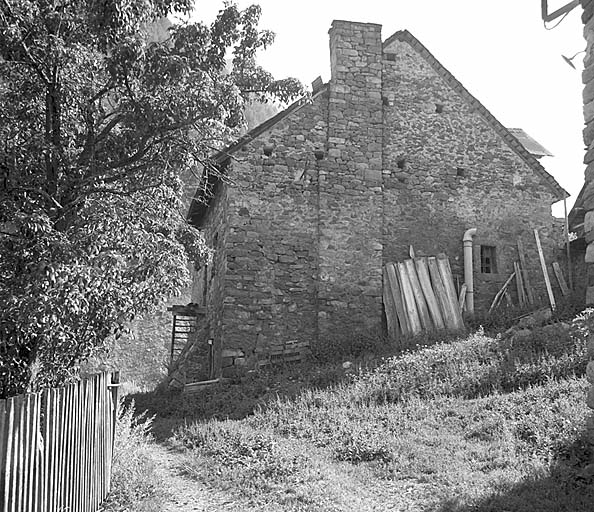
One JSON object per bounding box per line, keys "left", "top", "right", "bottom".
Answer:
{"left": 102, "top": 400, "right": 165, "bottom": 512}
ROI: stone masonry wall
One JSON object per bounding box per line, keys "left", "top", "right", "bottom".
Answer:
{"left": 221, "top": 95, "right": 327, "bottom": 368}
{"left": 191, "top": 21, "right": 568, "bottom": 379}
{"left": 318, "top": 21, "right": 384, "bottom": 338}
{"left": 382, "top": 38, "right": 563, "bottom": 312}
{"left": 191, "top": 182, "right": 228, "bottom": 378}
{"left": 580, "top": 0, "right": 594, "bottom": 444}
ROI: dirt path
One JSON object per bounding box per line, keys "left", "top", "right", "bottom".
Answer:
{"left": 150, "top": 441, "right": 436, "bottom": 512}
{"left": 150, "top": 443, "right": 247, "bottom": 512}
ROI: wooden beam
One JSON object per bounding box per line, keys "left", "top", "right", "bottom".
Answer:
{"left": 458, "top": 284, "right": 467, "bottom": 313}
{"left": 436, "top": 254, "right": 464, "bottom": 330}
{"left": 396, "top": 262, "right": 422, "bottom": 335}
{"left": 488, "top": 271, "right": 516, "bottom": 314}
{"left": 415, "top": 257, "right": 445, "bottom": 330}
{"left": 517, "top": 238, "right": 535, "bottom": 305}
{"left": 428, "top": 257, "right": 458, "bottom": 331}
{"left": 405, "top": 259, "right": 434, "bottom": 331}
{"left": 552, "top": 261, "right": 570, "bottom": 297}
{"left": 534, "top": 229, "right": 556, "bottom": 311}
{"left": 382, "top": 266, "right": 400, "bottom": 341}
{"left": 385, "top": 263, "right": 410, "bottom": 337}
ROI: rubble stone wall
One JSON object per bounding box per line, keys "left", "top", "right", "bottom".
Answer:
{"left": 382, "top": 38, "right": 563, "bottom": 311}
{"left": 580, "top": 0, "right": 594, "bottom": 443}
{"left": 220, "top": 96, "right": 327, "bottom": 369}
{"left": 318, "top": 20, "right": 385, "bottom": 339}
{"left": 191, "top": 20, "right": 566, "bottom": 376}
{"left": 191, "top": 182, "right": 229, "bottom": 377}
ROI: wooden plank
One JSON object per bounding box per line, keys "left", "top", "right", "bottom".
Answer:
{"left": 13, "top": 396, "right": 22, "bottom": 512}
{"left": 396, "top": 262, "right": 422, "bottom": 335}
{"left": 382, "top": 267, "right": 400, "bottom": 340}
{"left": 0, "top": 400, "right": 6, "bottom": 512}
{"left": 436, "top": 255, "right": 464, "bottom": 330}
{"left": 517, "top": 238, "right": 535, "bottom": 305}
{"left": 6, "top": 397, "right": 18, "bottom": 512}
{"left": 414, "top": 258, "right": 445, "bottom": 330}
{"left": 385, "top": 263, "right": 410, "bottom": 337}
{"left": 513, "top": 262, "right": 526, "bottom": 306}
{"left": 24, "top": 394, "right": 34, "bottom": 512}
{"left": 534, "top": 229, "right": 556, "bottom": 311}
{"left": 44, "top": 390, "right": 54, "bottom": 512}
{"left": 64, "top": 385, "right": 74, "bottom": 511}
{"left": 30, "top": 394, "right": 40, "bottom": 512}
{"left": 427, "top": 257, "right": 457, "bottom": 331}
{"left": 55, "top": 388, "right": 65, "bottom": 512}
{"left": 458, "top": 284, "right": 467, "bottom": 313}
{"left": 488, "top": 272, "right": 516, "bottom": 313}
{"left": 2, "top": 398, "right": 15, "bottom": 512}
{"left": 98, "top": 375, "right": 105, "bottom": 507}
{"left": 552, "top": 262, "right": 570, "bottom": 296}
{"left": 404, "top": 259, "right": 434, "bottom": 331}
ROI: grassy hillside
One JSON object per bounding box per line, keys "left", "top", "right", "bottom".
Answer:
{"left": 160, "top": 323, "right": 594, "bottom": 511}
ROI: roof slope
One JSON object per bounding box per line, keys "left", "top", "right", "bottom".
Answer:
{"left": 383, "top": 30, "right": 566, "bottom": 201}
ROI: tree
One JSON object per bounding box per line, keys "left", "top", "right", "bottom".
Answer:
{"left": 0, "top": 0, "right": 304, "bottom": 397}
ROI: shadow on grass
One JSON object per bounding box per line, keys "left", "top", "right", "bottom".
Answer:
{"left": 436, "top": 435, "right": 594, "bottom": 512}
{"left": 127, "top": 360, "right": 352, "bottom": 441}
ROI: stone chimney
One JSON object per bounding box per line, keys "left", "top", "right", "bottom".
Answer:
{"left": 317, "top": 20, "right": 384, "bottom": 340}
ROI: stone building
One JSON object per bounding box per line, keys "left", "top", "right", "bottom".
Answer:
{"left": 184, "top": 21, "right": 567, "bottom": 378}
{"left": 579, "top": 0, "right": 594, "bottom": 444}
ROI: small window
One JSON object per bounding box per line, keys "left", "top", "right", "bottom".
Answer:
{"left": 456, "top": 167, "right": 466, "bottom": 177}
{"left": 480, "top": 245, "right": 498, "bottom": 274}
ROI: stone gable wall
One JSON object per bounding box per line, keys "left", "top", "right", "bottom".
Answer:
{"left": 382, "top": 39, "right": 563, "bottom": 310}
{"left": 220, "top": 95, "right": 328, "bottom": 369}
{"left": 191, "top": 182, "right": 228, "bottom": 378}
{"left": 191, "top": 21, "right": 566, "bottom": 377}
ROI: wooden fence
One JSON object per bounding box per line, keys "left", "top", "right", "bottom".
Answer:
{"left": 0, "top": 372, "right": 120, "bottom": 512}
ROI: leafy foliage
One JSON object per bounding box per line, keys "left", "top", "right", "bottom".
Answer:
{"left": 0, "top": 0, "right": 304, "bottom": 397}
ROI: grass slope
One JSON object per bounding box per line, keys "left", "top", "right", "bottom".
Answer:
{"left": 166, "top": 325, "right": 594, "bottom": 511}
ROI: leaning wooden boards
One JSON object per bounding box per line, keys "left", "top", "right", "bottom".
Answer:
{"left": 383, "top": 255, "right": 464, "bottom": 339}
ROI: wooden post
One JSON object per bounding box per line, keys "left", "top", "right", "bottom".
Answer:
{"left": 517, "top": 238, "right": 535, "bottom": 305}
{"left": 552, "top": 262, "right": 570, "bottom": 296}
{"left": 534, "top": 229, "right": 556, "bottom": 311}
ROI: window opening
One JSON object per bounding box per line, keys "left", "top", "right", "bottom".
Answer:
{"left": 480, "top": 245, "right": 497, "bottom": 274}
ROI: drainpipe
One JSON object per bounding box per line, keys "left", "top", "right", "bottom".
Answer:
{"left": 463, "top": 228, "right": 477, "bottom": 314}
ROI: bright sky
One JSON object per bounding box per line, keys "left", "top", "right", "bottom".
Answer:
{"left": 192, "top": 0, "right": 586, "bottom": 217}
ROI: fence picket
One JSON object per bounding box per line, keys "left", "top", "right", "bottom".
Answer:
{"left": 0, "top": 373, "right": 120, "bottom": 512}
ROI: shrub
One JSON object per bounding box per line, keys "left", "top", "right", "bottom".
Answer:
{"left": 102, "top": 400, "right": 164, "bottom": 512}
